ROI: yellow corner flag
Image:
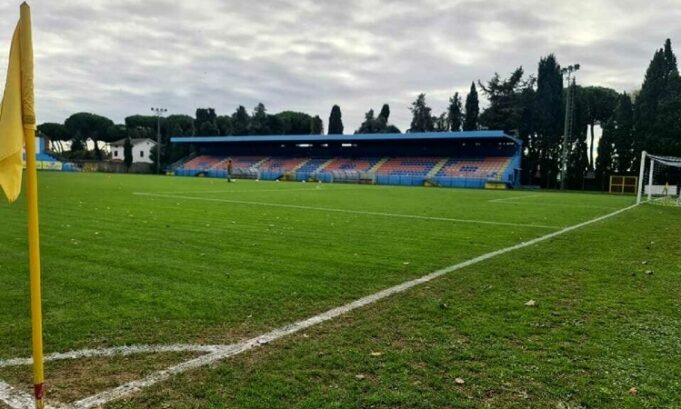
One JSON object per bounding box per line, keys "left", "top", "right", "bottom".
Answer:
{"left": 1, "top": 3, "right": 45, "bottom": 409}
{"left": 0, "top": 2, "right": 36, "bottom": 202}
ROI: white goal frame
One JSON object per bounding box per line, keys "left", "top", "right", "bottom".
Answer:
{"left": 636, "top": 150, "right": 681, "bottom": 204}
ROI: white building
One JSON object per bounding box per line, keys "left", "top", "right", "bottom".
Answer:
{"left": 110, "top": 138, "right": 157, "bottom": 164}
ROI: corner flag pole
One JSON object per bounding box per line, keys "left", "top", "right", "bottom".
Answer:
{"left": 25, "top": 126, "right": 45, "bottom": 409}
{"left": 19, "top": 4, "right": 45, "bottom": 408}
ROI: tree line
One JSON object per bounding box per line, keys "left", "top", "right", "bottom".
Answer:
{"left": 398, "top": 39, "right": 681, "bottom": 189}
{"left": 38, "top": 39, "right": 681, "bottom": 189}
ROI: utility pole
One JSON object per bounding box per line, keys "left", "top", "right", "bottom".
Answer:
{"left": 560, "top": 64, "right": 579, "bottom": 190}
{"left": 151, "top": 107, "right": 167, "bottom": 174}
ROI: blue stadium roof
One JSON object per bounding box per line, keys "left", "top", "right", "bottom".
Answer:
{"left": 171, "top": 130, "right": 521, "bottom": 145}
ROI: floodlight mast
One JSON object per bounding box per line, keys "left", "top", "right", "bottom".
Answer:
{"left": 560, "top": 64, "right": 580, "bottom": 190}
{"left": 151, "top": 107, "right": 167, "bottom": 174}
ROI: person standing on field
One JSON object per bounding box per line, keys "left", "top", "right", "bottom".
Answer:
{"left": 227, "top": 159, "right": 233, "bottom": 183}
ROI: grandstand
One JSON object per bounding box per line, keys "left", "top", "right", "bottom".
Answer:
{"left": 171, "top": 131, "right": 522, "bottom": 188}
{"left": 22, "top": 135, "right": 79, "bottom": 171}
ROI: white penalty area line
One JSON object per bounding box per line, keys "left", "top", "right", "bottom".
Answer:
{"left": 133, "top": 192, "right": 559, "bottom": 229}
{"left": 0, "top": 344, "right": 223, "bottom": 369}
{"left": 0, "top": 203, "right": 639, "bottom": 409}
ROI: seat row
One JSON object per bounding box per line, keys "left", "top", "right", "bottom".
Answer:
{"left": 178, "top": 155, "right": 512, "bottom": 179}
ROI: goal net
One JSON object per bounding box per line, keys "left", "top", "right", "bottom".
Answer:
{"left": 637, "top": 151, "right": 681, "bottom": 206}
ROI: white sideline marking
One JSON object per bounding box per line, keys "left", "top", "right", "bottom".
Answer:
{"left": 0, "top": 203, "right": 638, "bottom": 409}
{"left": 133, "top": 192, "right": 559, "bottom": 229}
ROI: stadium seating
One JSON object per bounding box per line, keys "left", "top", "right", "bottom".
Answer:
{"left": 182, "top": 155, "right": 223, "bottom": 170}
{"left": 436, "top": 157, "right": 511, "bottom": 179}
{"left": 321, "top": 157, "right": 381, "bottom": 172}
{"left": 258, "top": 157, "right": 307, "bottom": 172}
{"left": 213, "top": 156, "right": 266, "bottom": 170}
{"left": 295, "top": 158, "right": 327, "bottom": 173}
{"left": 176, "top": 154, "right": 514, "bottom": 187}
{"left": 374, "top": 157, "right": 442, "bottom": 176}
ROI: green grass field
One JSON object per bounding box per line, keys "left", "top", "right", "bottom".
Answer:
{"left": 1, "top": 172, "right": 680, "bottom": 408}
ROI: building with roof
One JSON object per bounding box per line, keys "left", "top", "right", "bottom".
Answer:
{"left": 110, "top": 138, "right": 157, "bottom": 164}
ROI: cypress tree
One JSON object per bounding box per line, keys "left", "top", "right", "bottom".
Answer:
{"left": 534, "top": 55, "right": 563, "bottom": 188}
{"left": 123, "top": 137, "right": 133, "bottom": 170}
{"left": 378, "top": 104, "right": 390, "bottom": 123}
{"left": 463, "top": 83, "right": 479, "bottom": 131}
{"left": 328, "top": 105, "right": 344, "bottom": 134}
{"left": 447, "top": 92, "right": 463, "bottom": 131}
{"left": 634, "top": 39, "right": 681, "bottom": 166}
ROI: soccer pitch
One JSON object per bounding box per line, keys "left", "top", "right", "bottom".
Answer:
{"left": 1, "top": 173, "right": 680, "bottom": 408}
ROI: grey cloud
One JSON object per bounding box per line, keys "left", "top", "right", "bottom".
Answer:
{"left": 0, "top": 0, "right": 678, "bottom": 132}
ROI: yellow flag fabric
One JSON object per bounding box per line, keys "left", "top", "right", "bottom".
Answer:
{"left": 0, "top": 3, "right": 36, "bottom": 203}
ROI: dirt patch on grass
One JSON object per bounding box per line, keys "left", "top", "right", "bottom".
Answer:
{"left": 0, "top": 351, "right": 201, "bottom": 404}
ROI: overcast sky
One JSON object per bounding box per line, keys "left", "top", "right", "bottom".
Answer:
{"left": 0, "top": 0, "right": 679, "bottom": 133}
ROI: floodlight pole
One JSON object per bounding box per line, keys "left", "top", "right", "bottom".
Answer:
{"left": 151, "top": 107, "right": 167, "bottom": 174}
{"left": 560, "top": 64, "right": 580, "bottom": 190}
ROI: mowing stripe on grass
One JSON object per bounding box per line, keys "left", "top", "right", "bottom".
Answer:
{"left": 151, "top": 186, "right": 364, "bottom": 195}
{"left": 488, "top": 194, "right": 622, "bottom": 209}
{"left": 133, "top": 192, "right": 559, "bottom": 229}
{"left": 487, "top": 194, "right": 543, "bottom": 202}
{"left": 0, "top": 202, "right": 638, "bottom": 409}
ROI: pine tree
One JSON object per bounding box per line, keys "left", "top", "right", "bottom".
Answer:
{"left": 408, "top": 94, "right": 434, "bottom": 132}
{"left": 596, "top": 120, "right": 616, "bottom": 190}
{"left": 566, "top": 86, "right": 590, "bottom": 189}
{"left": 447, "top": 92, "right": 463, "bottom": 131}
{"left": 613, "top": 93, "right": 635, "bottom": 173}
{"left": 310, "top": 115, "right": 323, "bottom": 134}
{"left": 216, "top": 115, "right": 232, "bottom": 136}
{"left": 195, "top": 108, "right": 218, "bottom": 135}
{"left": 463, "top": 83, "right": 479, "bottom": 131}
{"left": 356, "top": 109, "right": 380, "bottom": 134}
{"left": 231, "top": 106, "right": 250, "bottom": 136}
{"left": 581, "top": 86, "right": 619, "bottom": 170}
{"left": 434, "top": 112, "right": 449, "bottom": 132}
{"left": 328, "top": 105, "right": 344, "bottom": 134}
{"left": 248, "top": 103, "right": 271, "bottom": 135}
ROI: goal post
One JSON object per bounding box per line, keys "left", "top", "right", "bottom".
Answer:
{"left": 636, "top": 150, "right": 681, "bottom": 205}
